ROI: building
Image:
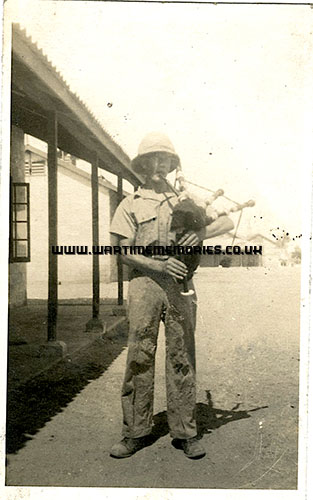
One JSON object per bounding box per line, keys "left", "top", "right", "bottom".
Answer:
{"left": 24, "top": 141, "right": 130, "bottom": 298}
{"left": 198, "top": 231, "right": 285, "bottom": 268}
{"left": 9, "top": 24, "right": 142, "bottom": 348}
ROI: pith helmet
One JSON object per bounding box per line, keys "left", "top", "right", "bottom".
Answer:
{"left": 131, "top": 132, "right": 180, "bottom": 173}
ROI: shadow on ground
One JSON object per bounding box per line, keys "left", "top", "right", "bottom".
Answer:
{"left": 7, "top": 332, "right": 268, "bottom": 457}
{"left": 196, "top": 390, "right": 268, "bottom": 437}
{"left": 6, "top": 331, "right": 127, "bottom": 455}
{"left": 136, "top": 391, "right": 268, "bottom": 450}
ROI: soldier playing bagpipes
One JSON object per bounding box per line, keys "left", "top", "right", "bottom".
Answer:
{"left": 109, "top": 132, "right": 234, "bottom": 460}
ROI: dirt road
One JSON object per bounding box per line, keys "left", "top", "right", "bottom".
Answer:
{"left": 6, "top": 266, "right": 301, "bottom": 489}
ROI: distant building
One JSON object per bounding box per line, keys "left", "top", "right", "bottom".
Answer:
{"left": 248, "top": 233, "right": 288, "bottom": 268}
{"left": 199, "top": 231, "right": 283, "bottom": 268}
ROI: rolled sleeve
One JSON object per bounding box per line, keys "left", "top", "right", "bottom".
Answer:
{"left": 110, "top": 196, "right": 137, "bottom": 240}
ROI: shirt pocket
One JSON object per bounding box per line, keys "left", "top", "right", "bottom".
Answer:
{"left": 135, "top": 213, "right": 158, "bottom": 247}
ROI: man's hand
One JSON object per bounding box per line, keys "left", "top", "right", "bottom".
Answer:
{"left": 163, "top": 257, "right": 188, "bottom": 280}
{"left": 177, "top": 229, "right": 205, "bottom": 246}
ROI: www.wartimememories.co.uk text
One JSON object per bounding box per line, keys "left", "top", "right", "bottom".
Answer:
{"left": 51, "top": 245, "right": 262, "bottom": 256}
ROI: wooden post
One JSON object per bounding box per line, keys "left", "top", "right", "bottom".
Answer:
{"left": 117, "top": 175, "right": 123, "bottom": 305}
{"left": 92, "top": 153, "right": 100, "bottom": 319}
{"left": 47, "top": 111, "right": 58, "bottom": 342}
{"left": 86, "top": 152, "right": 103, "bottom": 332}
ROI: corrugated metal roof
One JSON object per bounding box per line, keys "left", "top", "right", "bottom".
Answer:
{"left": 12, "top": 23, "right": 142, "bottom": 186}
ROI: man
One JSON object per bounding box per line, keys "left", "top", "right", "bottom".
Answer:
{"left": 110, "top": 132, "right": 234, "bottom": 459}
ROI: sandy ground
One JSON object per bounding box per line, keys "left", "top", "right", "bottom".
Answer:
{"left": 6, "top": 266, "right": 301, "bottom": 489}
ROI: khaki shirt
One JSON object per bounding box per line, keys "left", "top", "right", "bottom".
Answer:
{"left": 110, "top": 187, "right": 178, "bottom": 247}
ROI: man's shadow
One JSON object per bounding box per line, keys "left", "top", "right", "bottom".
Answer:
{"left": 146, "top": 390, "right": 268, "bottom": 446}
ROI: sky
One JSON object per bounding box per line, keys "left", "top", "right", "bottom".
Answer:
{"left": 5, "top": 0, "right": 313, "bottom": 240}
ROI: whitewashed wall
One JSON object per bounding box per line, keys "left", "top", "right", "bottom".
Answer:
{"left": 26, "top": 161, "right": 116, "bottom": 298}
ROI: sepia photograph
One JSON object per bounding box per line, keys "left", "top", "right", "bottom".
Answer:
{"left": 1, "top": 0, "right": 313, "bottom": 497}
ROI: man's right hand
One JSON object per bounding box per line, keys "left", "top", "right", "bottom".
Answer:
{"left": 163, "top": 257, "right": 188, "bottom": 280}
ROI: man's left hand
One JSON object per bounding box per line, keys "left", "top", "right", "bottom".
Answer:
{"left": 177, "top": 228, "right": 205, "bottom": 246}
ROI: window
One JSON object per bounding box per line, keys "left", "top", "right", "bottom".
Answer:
{"left": 25, "top": 150, "right": 46, "bottom": 176}
{"left": 10, "top": 182, "right": 31, "bottom": 262}
{"left": 25, "top": 160, "right": 46, "bottom": 176}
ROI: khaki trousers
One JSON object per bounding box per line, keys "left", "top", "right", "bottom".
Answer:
{"left": 121, "top": 275, "right": 197, "bottom": 439}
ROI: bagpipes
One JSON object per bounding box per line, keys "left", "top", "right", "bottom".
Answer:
{"left": 153, "top": 164, "right": 255, "bottom": 296}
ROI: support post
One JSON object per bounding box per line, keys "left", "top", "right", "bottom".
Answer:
{"left": 86, "top": 152, "right": 103, "bottom": 332}
{"left": 47, "top": 111, "right": 66, "bottom": 356}
{"left": 117, "top": 175, "right": 123, "bottom": 305}
{"left": 9, "top": 126, "right": 27, "bottom": 307}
